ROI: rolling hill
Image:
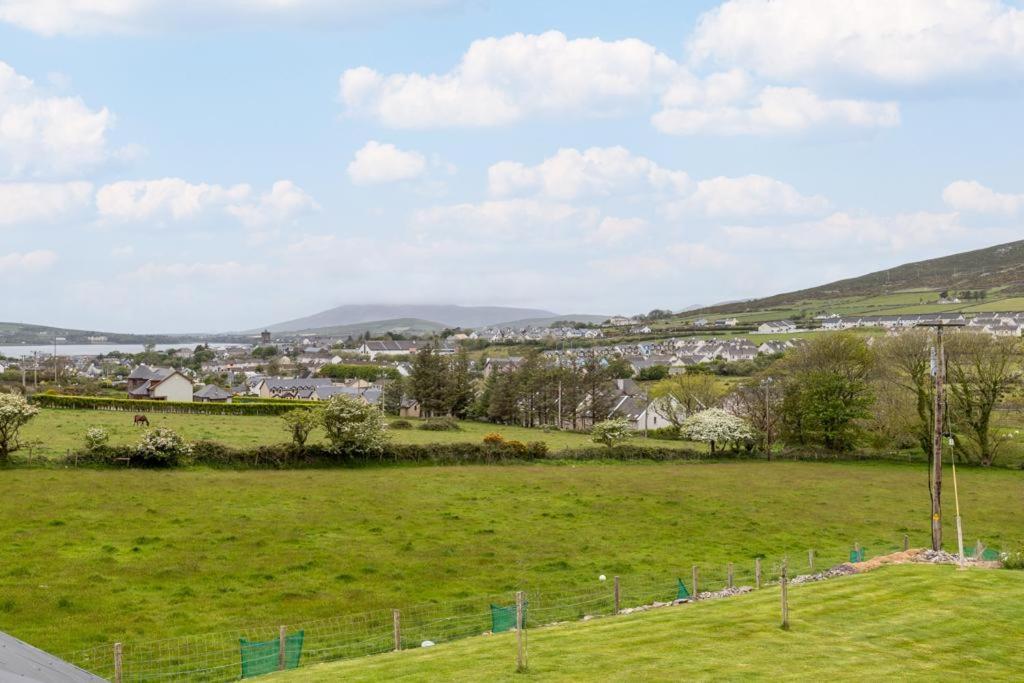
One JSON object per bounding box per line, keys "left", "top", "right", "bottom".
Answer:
{"left": 696, "top": 239, "right": 1024, "bottom": 316}
{"left": 260, "top": 304, "right": 606, "bottom": 333}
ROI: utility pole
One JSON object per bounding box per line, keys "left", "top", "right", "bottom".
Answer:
{"left": 917, "top": 320, "right": 964, "bottom": 552}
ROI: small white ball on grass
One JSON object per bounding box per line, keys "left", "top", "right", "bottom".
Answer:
{"left": 599, "top": 574, "right": 607, "bottom": 581}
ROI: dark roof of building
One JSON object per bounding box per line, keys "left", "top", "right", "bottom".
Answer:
{"left": 194, "top": 385, "right": 232, "bottom": 400}
{"left": 0, "top": 630, "right": 106, "bottom": 682}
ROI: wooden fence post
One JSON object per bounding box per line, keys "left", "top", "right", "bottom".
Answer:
{"left": 515, "top": 591, "right": 527, "bottom": 672}
{"left": 613, "top": 576, "right": 620, "bottom": 615}
{"left": 780, "top": 560, "right": 789, "bottom": 630}
{"left": 113, "top": 642, "right": 123, "bottom": 683}
{"left": 691, "top": 565, "right": 699, "bottom": 598}
{"left": 278, "top": 626, "right": 286, "bottom": 671}
{"left": 727, "top": 563, "right": 734, "bottom": 589}
{"left": 808, "top": 549, "right": 814, "bottom": 571}
{"left": 903, "top": 534, "right": 909, "bottom": 552}
{"left": 755, "top": 558, "right": 762, "bottom": 590}
{"left": 393, "top": 609, "right": 402, "bottom": 651}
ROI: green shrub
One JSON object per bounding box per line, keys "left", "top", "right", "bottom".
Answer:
{"left": 30, "top": 394, "right": 309, "bottom": 416}
{"left": 1003, "top": 549, "right": 1024, "bottom": 570}
{"left": 389, "top": 419, "right": 413, "bottom": 430}
{"left": 321, "top": 395, "right": 389, "bottom": 457}
{"left": 418, "top": 417, "right": 461, "bottom": 431}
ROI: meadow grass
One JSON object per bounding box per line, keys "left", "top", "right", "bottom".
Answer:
{"left": 18, "top": 408, "right": 702, "bottom": 459}
{"left": 1, "top": 462, "right": 1021, "bottom": 656}
{"left": 272, "top": 564, "right": 1024, "bottom": 681}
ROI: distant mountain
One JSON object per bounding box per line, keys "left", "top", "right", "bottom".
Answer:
{"left": 278, "top": 318, "right": 448, "bottom": 338}
{"left": 0, "top": 322, "right": 213, "bottom": 346}
{"left": 261, "top": 304, "right": 572, "bottom": 332}
{"left": 696, "top": 239, "right": 1024, "bottom": 315}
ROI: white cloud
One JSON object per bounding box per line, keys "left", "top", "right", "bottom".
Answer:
{"left": 340, "top": 31, "right": 679, "bottom": 127}
{"left": 721, "top": 211, "right": 966, "bottom": 252}
{"left": 488, "top": 146, "right": 689, "bottom": 200}
{"left": 942, "top": 180, "right": 1024, "bottom": 215}
{"left": 347, "top": 141, "right": 426, "bottom": 185}
{"left": 127, "top": 261, "right": 266, "bottom": 282}
{"left": 0, "top": 181, "right": 93, "bottom": 225}
{"left": 0, "top": 61, "right": 116, "bottom": 176}
{"left": 653, "top": 82, "right": 899, "bottom": 136}
{"left": 590, "top": 217, "right": 648, "bottom": 245}
{"left": 0, "top": 0, "right": 464, "bottom": 36}
{"left": 95, "top": 177, "right": 316, "bottom": 226}
{"left": 0, "top": 249, "right": 57, "bottom": 272}
{"left": 688, "top": 0, "right": 1024, "bottom": 85}
{"left": 488, "top": 146, "right": 828, "bottom": 219}
{"left": 340, "top": 30, "right": 900, "bottom": 135}
{"left": 413, "top": 198, "right": 599, "bottom": 239}
{"left": 666, "top": 175, "right": 831, "bottom": 218}
{"left": 226, "top": 180, "right": 319, "bottom": 226}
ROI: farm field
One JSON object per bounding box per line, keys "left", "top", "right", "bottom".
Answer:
{"left": 18, "top": 408, "right": 701, "bottom": 459}
{"left": 1, "top": 462, "right": 1022, "bottom": 658}
{"left": 274, "top": 564, "right": 1024, "bottom": 681}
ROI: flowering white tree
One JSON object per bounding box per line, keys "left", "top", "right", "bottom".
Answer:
{"left": 681, "top": 408, "right": 753, "bottom": 454}
{"left": 591, "top": 418, "right": 632, "bottom": 448}
{"left": 84, "top": 427, "right": 109, "bottom": 451}
{"left": 0, "top": 393, "right": 39, "bottom": 462}
{"left": 136, "top": 427, "right": 193, "bottom": 466}
{"left": 321, "top": 395, "right": 389, "bottom": 457}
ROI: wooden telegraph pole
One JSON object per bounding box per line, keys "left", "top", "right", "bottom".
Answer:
{"left": 917, "top": 320, "right": 964, "bottom": 552}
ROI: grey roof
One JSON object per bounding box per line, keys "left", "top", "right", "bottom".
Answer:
{"left": 128, "top": 365, "right": 177, "bottom": 381}
{"left": 261, "top": 378, "right": 333, "bottom": 391}
{"left": 194, "top": 384, "right": 232, "bottom": 400}
{"left": 0, "top": 630, "right": 106, "bottom": 682}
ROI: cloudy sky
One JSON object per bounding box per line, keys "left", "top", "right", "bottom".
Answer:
{"left": 1, "top": 0, "right": 1023, "bottom": 332}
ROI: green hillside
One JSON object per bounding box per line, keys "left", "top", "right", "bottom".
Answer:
{"left": 694, "top": 239, "right": 1024, "bottom": 317}
{"left": 273, "top": 565, "right": 1024, "bottom": 681}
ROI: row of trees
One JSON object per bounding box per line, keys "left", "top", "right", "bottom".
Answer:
{"left": 715, "top": 332, "right": 1020, "bottom": 465}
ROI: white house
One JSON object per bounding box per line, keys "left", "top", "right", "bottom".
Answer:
{"left": 126, "top": 365, "right": 194, "bottom": 402}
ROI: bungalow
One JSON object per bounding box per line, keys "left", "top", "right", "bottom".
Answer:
{"left": 755, "top": 320, "right": 797, "bottom": 335}
{"left": 399, "top": 398, "right": 422, "bottom": 418}
{"left": 254, "top": 377, "right": 333, "bottom": 399}
{"left": 193, "top": 384, "right": 232, "bottom": 403}
{"left": 126, "top": 365, "right": 193, "bottom": 402}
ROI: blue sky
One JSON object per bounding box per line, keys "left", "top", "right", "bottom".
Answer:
{"left": 1, "top": 0, "right": 1022, "bottom": 332}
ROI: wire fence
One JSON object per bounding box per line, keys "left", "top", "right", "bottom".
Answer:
{"left": 60, "top": 544, "right": 890, "bottom": 682}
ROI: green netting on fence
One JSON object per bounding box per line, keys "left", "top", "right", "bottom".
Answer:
{"left": 964, "top": 547, "right": 1001, "bottom": 561}
{"left": 676, "top": 578, "right": 690, "bottom": 600}
{"left": 239, "top": 630, "right": 304, "bottom": 678}
{"left": 490, "top": 603, "right": 526, "bottom": 633}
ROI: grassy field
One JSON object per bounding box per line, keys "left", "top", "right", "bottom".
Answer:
{"left": 272, "top": 564, "right": 1024, "bottom": 681}
{"left": 1, "top": 462, "right": 1022, "bottom": 657}
{"left": 18, "top": 408, "right": 701, "bottom": 459}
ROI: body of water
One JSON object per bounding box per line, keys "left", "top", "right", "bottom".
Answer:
{"left": 0, "top": 343, "right": 246, "bottom": 358}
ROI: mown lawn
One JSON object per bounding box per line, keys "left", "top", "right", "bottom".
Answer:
{"left": 273, "top": 564, "right": 1024, "bottom": 681}
{"left": 1, "top": 462, "right": 1021, "bottom": 658}
{"left": 18, "top": 408, "right": 702, "bottom": 459}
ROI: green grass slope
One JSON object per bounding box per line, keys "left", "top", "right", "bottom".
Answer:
{"left": 2, "top": 463, "right": 1022, "bottom": 656}
{"left": 275, "top": 565, "right": 1024, "bottom": 681}
{"left": 696, "top": 238, "right": 1024, "bottom": 316}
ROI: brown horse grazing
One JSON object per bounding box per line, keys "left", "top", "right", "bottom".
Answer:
{"left": 133, "top": 414, "right": 150, "bottom": 427}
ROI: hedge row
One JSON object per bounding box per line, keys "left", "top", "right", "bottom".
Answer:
{"left": 29, "top": 394, "right": 311, "bottom": 416}
{"left": 65, "top": 441, "right": 712, "bottom": 469}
